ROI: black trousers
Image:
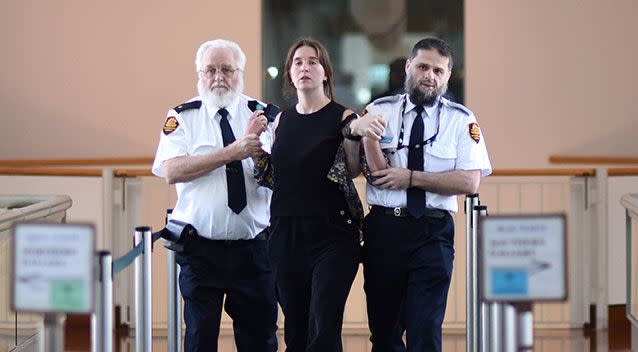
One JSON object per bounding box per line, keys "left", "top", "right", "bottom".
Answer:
{"left": 176, "top": 232, "right": 278, "bottom": 352}
{"left": 268, "top": 215, "right": 360, "bottom": 352}
{"left": 362, "top": 209, "right": 455, "bottom": 352}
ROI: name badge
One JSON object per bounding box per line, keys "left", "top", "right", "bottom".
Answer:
{"left": 380, "top": 135, "right": 393, "bottom": 143}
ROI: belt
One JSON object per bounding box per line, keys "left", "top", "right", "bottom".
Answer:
{"left": 370, "top": 205, "right": 447, "bottom": 219}
{"left": 194, "top": 228, "right": 269, "bottom": 247}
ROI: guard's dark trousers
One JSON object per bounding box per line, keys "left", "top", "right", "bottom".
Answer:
{"left": 268, "top": 215, "right": 360, "bottom": 352}
{"left": 176, "top": 232, "right": 278, "bottom": 352}
{"left": 362, "top": 209, "right": 455, "bottom": 352}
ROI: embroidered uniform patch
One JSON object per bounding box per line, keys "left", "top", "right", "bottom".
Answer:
{"left": 469, "top": 123, "right": 481, "bottom": 143}
{"left": 163, "top": 116, "right": 179, "bottom": 135}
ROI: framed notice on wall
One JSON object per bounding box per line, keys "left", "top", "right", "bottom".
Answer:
{"left": 12, "top": 222, "right": 95, "bottom": 313}
{"left": 479, "top": 214, "right": 567, "bottom": 302}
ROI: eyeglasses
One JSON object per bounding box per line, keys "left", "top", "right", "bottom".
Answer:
{"left": 199, "top": 66, "right": 241, "bottom": 78}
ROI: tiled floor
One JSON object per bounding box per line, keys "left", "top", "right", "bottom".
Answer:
{"left": 69, "top": 328, "right": 629, "bottom": 352}
{"left": 2, "top": 327, "right": 631, "bottom": 351}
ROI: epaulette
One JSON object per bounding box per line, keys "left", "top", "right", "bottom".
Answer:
{"left": 441, "top": 97, "right": 472, "bottom": 116}
{"left": 173, "top": 100, "right": 202, "bottom": 114}
{"left": 371, "top": 94, "right": 402, "bottom": 106}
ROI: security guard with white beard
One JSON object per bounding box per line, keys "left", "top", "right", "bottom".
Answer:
{"left": 152, "top": 39, "right": 277, "bottom": 352}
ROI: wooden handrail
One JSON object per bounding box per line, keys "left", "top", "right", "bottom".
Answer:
{"left": 0, "top": 157, "right": 153, "bottom": 167}
{"left": 114, "top": 169, "right": 154, "bottom": 177}
{"left": 550, "top": 155, "right": 638, "bottom": 164}
{"left": 491, "top": 168, "right": 595, "bottom": 177}
{"left": 0, "top": 168, "right": 103, "bottom": 176}
{"left": 608, "top": 168, "right": 638, "bottom": 176}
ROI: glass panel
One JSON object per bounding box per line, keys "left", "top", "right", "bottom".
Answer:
{"left": 1, "top": 225, "right": 39, "bottom": 349}
{"left": 0, "top": 233, "right": 36, "bottom": 349}
{"left": 262, "top": 0, "right": 464, "bottom": 112}
{"left": 0, "top": 230, "right": 17, "bottom": 350}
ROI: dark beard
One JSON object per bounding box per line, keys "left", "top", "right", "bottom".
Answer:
{"left": 405, "top": 74, "right": 447, "bottom": 106}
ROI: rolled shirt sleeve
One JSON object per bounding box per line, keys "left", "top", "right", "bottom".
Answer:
{"left": 455, "top": 113, "right": 492, "bottom": 177}
{"left": 152, "top": 112, "right": 188, "bottom": 177}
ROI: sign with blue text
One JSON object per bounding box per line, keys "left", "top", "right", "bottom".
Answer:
{"left": 479, "top": 215, "right": 567, "bottom": 302}
{"left": 12, "top": 222, "right": 95, "bottom": 313}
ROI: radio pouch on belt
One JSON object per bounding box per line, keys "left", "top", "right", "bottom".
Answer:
{"left": 160, "top": 219, "right": 195, "bottom": 252}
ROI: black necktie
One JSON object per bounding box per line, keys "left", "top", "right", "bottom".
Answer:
{"left": 218, "top": 108, "right": 247, "bottom": 214}
{"left": 407, "top": 105, "right": 425, "bottom": 218}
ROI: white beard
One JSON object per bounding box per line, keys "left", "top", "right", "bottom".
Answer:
{"left": 197, "top": 75, "right": 244, "bottom": 108}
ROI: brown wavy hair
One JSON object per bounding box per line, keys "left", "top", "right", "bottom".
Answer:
{"left": 282, "top": 37, "right": 335, "bottom": 100}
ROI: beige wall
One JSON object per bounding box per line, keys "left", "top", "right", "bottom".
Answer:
{"left": 465, "top": 0, "right": 638, "bottom": 168}
{"left": 1, "top": 0, "right": 637, "bottom": 164}
{"left": 0, "top": 0, "right": 262, "bottom": 159}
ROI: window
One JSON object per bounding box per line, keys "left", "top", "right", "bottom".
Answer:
{"left": 261, "top": 0, "right": 464, "bottom": 111}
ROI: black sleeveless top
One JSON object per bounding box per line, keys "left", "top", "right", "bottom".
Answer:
{"left": 270, "top": 101, "right": 349, "bottom": 216}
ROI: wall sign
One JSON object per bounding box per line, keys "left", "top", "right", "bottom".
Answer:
{"left": 12, "top": 223, "right": 95, "bottom": 313}
{"left": 479, "top": 215, "right": 567, "bottom": 302}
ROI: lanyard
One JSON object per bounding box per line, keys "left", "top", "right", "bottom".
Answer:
{"left": 392, "top": 96, "right": 441, "bottom": 153}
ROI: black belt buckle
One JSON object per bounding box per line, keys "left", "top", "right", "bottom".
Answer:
{"left": 383, "top": 206, "right": 408, "bottom": 217}
{"left": 372, "top": 205, "right": 408, "bottom": 217}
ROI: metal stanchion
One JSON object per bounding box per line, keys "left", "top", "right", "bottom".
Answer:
{"left": 488, "top": 303, "right": 502, "bottom": 352}
{"left": 43, "top": 313, "right": 65, "bottom": 352}
{"left": 134, "top": 227, "right": 153, "bottom": 352}
{"left": 480, "top": 302, "right": 489, "bottom": 352}
{"left": 466, "top": 194, "right": 480, "bottom": 352}
{"left": 517, "top": 303, "right": 534, "bottom": 351}
{"left": 473, "top": 205, "right": 488, "bottom": 352}
{"left": 134, "top": 228, "right": 144, "bottom": 352}
{"left": 166, "top": 249, "right": 180, "bottom": 352}
{"left": 502, "top": 304, "right": 517, "bottom": 352}
{"left": 92, "top": 251, "right": 113, "bottom": 352}
{"left": 165, "top": 209, "right": 182, "bottom": 352}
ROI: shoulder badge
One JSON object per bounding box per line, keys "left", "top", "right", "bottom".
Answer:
{"left": 173, "top": 100, "right": 202, "bottom": 114}
{"left": 442, "top": 97, "right": 472, "bottom": 116}
{"left": 163, "top": 116, "right": 179, "bottom": 135}
{"left": 371, "top": 94, "right": 401, "bottom": 106}
{"left": 468, "top": 123, "right": 481, "bottom": 143}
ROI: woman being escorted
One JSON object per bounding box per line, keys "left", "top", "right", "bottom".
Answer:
{"left": 254, "top": 38, "right": 370, "bottom": 351}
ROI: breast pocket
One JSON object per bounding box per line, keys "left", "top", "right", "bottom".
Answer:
{"left": 425, "top": 144, "right": 457, "bottom": 172}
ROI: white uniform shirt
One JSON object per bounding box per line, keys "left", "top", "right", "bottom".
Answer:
{"left": 364, "top": 94, "right": 492, "bottom": 213}
{"left": 152, "top": 94, "right": 273, "bottom": 240}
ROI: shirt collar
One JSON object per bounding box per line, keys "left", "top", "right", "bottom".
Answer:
{"left": 203, "top": 95, "right": 241, "bottom": 121}
{"left": 405, "top": 95, "right": 440, "bottom": 119}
